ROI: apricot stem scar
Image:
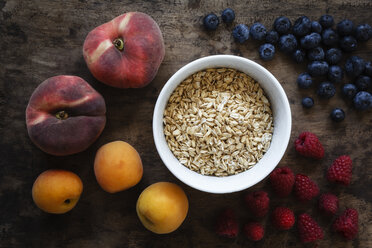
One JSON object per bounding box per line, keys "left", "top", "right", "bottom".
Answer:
{"left": 113, "top": 38, "right": 124, "bottom": 51}
{"left": 55, "top": 110, "right": 68, "bottom": 120}
{"left": 64, "top": 199, "right": 71, "bottom": 204}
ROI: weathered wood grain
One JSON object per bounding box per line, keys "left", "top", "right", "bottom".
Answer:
{"left": 0, "top": 0, "right": 371, "bottom": 247}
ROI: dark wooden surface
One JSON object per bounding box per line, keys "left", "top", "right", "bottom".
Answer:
{"left": 1, "top": 0, "right": 372, "bottom": 247}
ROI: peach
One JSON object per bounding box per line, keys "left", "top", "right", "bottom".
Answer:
{"left": 32, "top": 169, "right": 83, "bottom": 214}
{"left": 83, "top": 12, "right": 165, "bottom": 88}
{"left": 26, "top": 75, "right": 106, "bottom": 156}
{"left": 136, "top": 182, "right": 189, "bottom": 234}
{"left": 94, "top": 141, "right": 143, "bottom": 193}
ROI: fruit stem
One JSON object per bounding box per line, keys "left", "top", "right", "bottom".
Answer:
{"left": 55, "top": 110, "right": 68, "bottom": 120}
{"left": 113, "top": 38, "right": 124, "bottom": 51}
{"left": 64, "top": 199, "right": 71, "bottom": 204}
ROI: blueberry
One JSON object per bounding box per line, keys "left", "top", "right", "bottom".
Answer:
{"left": 292, "top": 49, "right": 306, "bottom": 63}
{"left": 293, "top": 16, "right": 312, "bottom": 37}
{"left": 317, "top": 81, "right": 336, "bottom": 98}
{"left": 203, "top": 13, "right": 220, "bottom": 30}
{"left": 265, "top": 30, "right": 279, "bottom": 44}
{"left": 273, "top": 16, "right": 292, "bottom": 34}
{"left": 325, "top": 48, "right": 342, "bottom": 65}
{"left": 322, "top": 28, "right": 339, "bottom": 46}
{"left": 337, "top": 19, "right": 354, "bottom": 36}
{"left": 250, "top": 22, "right": 267, "bottom": 41}
{"left": 355, "top": 75, "right": 371, "bottom": 91}
{"left": 221, "top": 8, "right": 235, "bottom": 23}
{"left": 278, "top": 34, "right": 298, "bottom": 53}
{"left": 345, "top": 56, "right": 365, "bottom": 78}
{"left": 307, "top": 47, "right": 325, "bottom": 61}
{"left": 311, "top": 21, "right": 323, "bottom": 33}
{"left": 339, "top": 36, "right": 357, "bottom": 52}
{"left": 259, "top": 43, "right": 275, "bottom": 61}
{"left": 353, "top": 91, "right": 372, "bottom": 110}
{"left": 328, "top": 65, "right": 344, "bottom": 83}
{"left": 365, "top": 61, "right": 372, "bottom": 77}
{"left": 330, "top": 108, "right": 345, "bottom": 122}
{"left": 308, "top": 61, "right": 329, "bottom": 76}
{"left": 342, "top": 83, "right": 358, "bottom": 99}
{"left": 232, "top": 24, "right": 250, "bottom": 43}
{"left": 300, "top": 32, "right": 322, "bottom": 49}
{"left": 355, "top": 24, "right": 372, "bottom": 41}
{"left": 297, "top": 72, "right": 313, "bottom": 89}
{"left": 302, "top": 97, "right": 314, "bottom": 108}
{"left": 319, "top": 15, "right": 334, "bottom": 28}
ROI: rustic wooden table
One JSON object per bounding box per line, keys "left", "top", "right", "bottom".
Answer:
{"left": 1, "top": 0, "right": 371, "bottom": 247}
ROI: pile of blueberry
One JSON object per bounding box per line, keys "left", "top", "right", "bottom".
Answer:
{"left": 203, "top": 10, "right": 372, "bottom": 121}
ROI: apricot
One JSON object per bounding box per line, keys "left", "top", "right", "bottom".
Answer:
{"left": 94, "top": 141, "right": 143, "bottom": 193}
{"left": 136, "top": 182, "right": 189, "bottom": 234}
{"left": 32, "top": 169, "right": 83, "bottom": 214}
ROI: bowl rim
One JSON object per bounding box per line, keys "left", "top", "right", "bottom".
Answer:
{"left": 153, "top": 55, "right": 292, "bottom": 193}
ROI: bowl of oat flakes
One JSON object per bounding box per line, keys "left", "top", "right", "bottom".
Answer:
{"left": 153, "top": 55, "right": 291, "bottom": 193}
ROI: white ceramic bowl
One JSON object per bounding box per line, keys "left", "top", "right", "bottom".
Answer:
{"left": 153, "top": 55, "right": 291, "bottom": 194}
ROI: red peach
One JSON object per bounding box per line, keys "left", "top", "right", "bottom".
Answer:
{"left": 26, "top": 75, "right": 106, "bottom": 156}
{"left": 83, "top": 12, "right": 165, "bottom": 88}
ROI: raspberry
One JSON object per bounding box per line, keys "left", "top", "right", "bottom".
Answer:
{"left": 271, "top": 207, "right": 295, "bottom": 230}
{"left": 244, "top": 222, "right": 264, "bottom": 241}
{"left": 215, "top": 208, "right": 239, "bottom": 238}
{"left": 294, "top": 174, "right": 319, "bottom": 202}
{"left": 318, "top": 193, "right": 339, "bottom": 215}
{"left": 333, "top": 208, "right": 358, "bottom": 240}
{"left": 297, "top": 213, "right": 324, "bottom": 243}
{"left": 245, "top": 191, "right": 270, "bottom": 218}
{"left": 327, "top": 155, "right": 352, "bottom": 185}
{"left": 295, "top": 132, "right": 324, "bottom": 159}
{"left": 269, "top": 167, "right": 295, "bottom": 197}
